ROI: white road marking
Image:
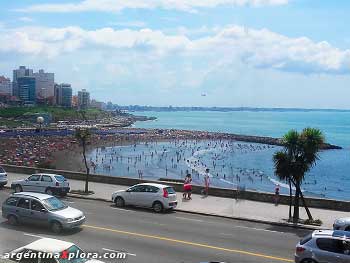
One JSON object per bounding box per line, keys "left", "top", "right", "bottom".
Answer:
{"left": 175, "top": 216, "right": 203, "bottom": 222}
{"left": 110, "top": 207, "right": 136, "bottom": 212}
{"left": 102, "top": 247, "right": 136, "bottom": 257}
{"left": 232, "top": 225, "right": 286, "bottom": 234}
{"left": 23, "top": 233, "right": 45, "bottom": 238}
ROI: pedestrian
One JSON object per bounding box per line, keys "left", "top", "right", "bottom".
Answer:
{"left": 183, "top": 173, "right": 192, "bottom": 200}
{"left": 202, "top": 168, "right": 210, "bottom": 196}
{"left": 274, "top": 184, "right": 280, "bottom": 206}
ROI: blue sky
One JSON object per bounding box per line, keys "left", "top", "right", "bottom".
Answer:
{"left": 1, "top": 0, "right": 350, "bottom": 108}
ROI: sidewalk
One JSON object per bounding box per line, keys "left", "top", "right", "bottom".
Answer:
{"left": 7, "top": 172, "right": 347, "bottom": 229}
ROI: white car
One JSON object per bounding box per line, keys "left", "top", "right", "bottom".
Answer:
{"left": 0, "top": 166, "right": 7, "bottom": 187}
{"left": 334, "top": 217, "right": 350, "bottom": 231}
{"left": 11, "top": 174, "right": 70, "bottom": 196}
{"left": 111, "top": 183, "right": 178, "bottom": 213}
{"left": 6, "top": 238, "right": 105, "bottom": 263}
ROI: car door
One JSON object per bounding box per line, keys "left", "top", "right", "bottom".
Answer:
{"left": 29, "top": 199, "right": 49, "bottom": 226}
{"left": 315, "top": 238, "right": 344, "bottom": 263}
{"left": 23, "top": 174, "right": 42, "bottom": 192}
{"left": 142, "top": 185, "right": 159, "bottom": 207}
{"left": 16, "top": 198, "right": 32, "bottom": 223}
{"left": 125, "top": 185, "right": 145, "bottom": 206}
{"left": 40, "top": 175, "right": 53, "bottom": 193}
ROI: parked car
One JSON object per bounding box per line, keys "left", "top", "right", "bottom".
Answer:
{"left": 7, "top": 238, "right": 105, "bottom": 263}
{"left": 11, "top": 174, "right": 70, "bottom": 196}
{"left": 111, "top": 183, "right": 177, "bottom": 213}
{"left": 0, "top": 166, "right": 7, "bottom": 188}
{"left": 334, "top": 217, "right": 350, "bottom": 231}
{"left": 2, "top": 192, "right": 85, "bottom": 233}
{"left": 295, "top": 230, "right": 350, "bottom": 263}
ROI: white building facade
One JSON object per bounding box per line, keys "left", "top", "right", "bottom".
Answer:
{"left": 34, "top": 69, "right": 55, "bottom": 99}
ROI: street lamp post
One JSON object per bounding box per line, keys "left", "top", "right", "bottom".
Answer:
{"left": 37, "top": 116, "right": 44, "bottom": 133}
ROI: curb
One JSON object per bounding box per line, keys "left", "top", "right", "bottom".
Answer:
{"left": 66, "top": 193, "right": 321, "bottom": 231}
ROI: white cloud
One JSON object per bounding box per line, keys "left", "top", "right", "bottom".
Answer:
{"left": 18, "top": 17, "right": 34, "bottom": 22}
{"left": 109, "top": 21, "right": 147, "bottom": 28}
{"left": 17, "top": 0, "right": 289, "bottom": 13}
{"left": 0, "top": 25, "right": 349, "bottom": 74}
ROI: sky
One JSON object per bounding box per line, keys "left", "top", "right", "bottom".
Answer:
{"left": 0, "top": 0, "right": 350, "bottom": 108}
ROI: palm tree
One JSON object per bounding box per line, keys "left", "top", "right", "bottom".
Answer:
{"left": 273, "top": 151, "right": 293, "bottom": 220}
{"left": 273, "top": 128, "right": 324, "bottom": 223}
{"left": 75, "top": 128, "right": 91, "bottom": 193}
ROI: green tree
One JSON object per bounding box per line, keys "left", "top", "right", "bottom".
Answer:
{"left": 75, "top": 128, "right": 91, "bottom": 193}
{"left": 273, "top": 128, "right": 324, "bottom": 223}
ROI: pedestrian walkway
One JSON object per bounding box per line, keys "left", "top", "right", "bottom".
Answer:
{"left": 7, "top": 172, "right": 346, "bottom": 229}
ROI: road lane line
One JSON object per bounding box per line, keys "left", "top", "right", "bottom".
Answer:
{"left": 232, "top": 225, "right": 286, "bottom": 234}
{"left": 175, "top": 216, "right": 203, "bottom": 222}
{"left": 110, "top": 207, "right": 136, "bottom": 212}
{"left": 83, "top": 224, "right": 293, "bottom": 262}
{"left": 102, "top": 248, "right": 136, "bottom": 257}
{"left": 23, "top": 233, "right": 45, "bottom": 239}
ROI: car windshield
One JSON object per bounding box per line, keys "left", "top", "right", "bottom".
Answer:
{"left": 57, "top": 245, "right": 88, "bottom": 263}
{"left": 42, "top": 197, "right": 67, "bottom": 211}
{"left": 54, "top": 175, "right": 66, "bottom": 182}
{"left": 0, "top": 167, "right": 5, "bottom": 173}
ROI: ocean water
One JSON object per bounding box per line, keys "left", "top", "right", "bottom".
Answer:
{"left": 91, "top": 111, "right": 350, "bottom": 200}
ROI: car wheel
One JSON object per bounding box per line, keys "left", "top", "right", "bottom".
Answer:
{"left": 8, "top": 215, "right": 18, "bottom": 226}
{"left": 115, "top": 197, "right": 125, "bottom": 207}
{"left": 45, "top": 188, "right": 54, "bottom": 195}
{"left": 153, "top": 201, "right": 163, "bottom": 213}
{"left": 51, "top": 221, "right": 63, "bottom": 234}
{"left": 301, "top": 259, "right": 317, "bottom": 263}
{"left": 15, "top": 185, "right": 22, "bottom": 193}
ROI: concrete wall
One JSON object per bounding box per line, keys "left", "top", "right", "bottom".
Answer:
{"left": 3, "top": 164, "right": 350, "bottom": 212}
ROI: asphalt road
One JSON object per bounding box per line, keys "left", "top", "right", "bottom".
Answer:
{"left": 0, "top": 189, "right": 309, "bottom": 263}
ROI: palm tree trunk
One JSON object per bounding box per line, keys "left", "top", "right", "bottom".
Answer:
{"left": 293, "top": 182, "right": 301, "bottom": 224}
{"left": 300, "top": 190, "right": 313, "bottom": 220}
{"left": 82, "top": 141, "right": 90, "bottom": 193}
{"left": 288, "top": 178, "right": 292, "bottom": 220}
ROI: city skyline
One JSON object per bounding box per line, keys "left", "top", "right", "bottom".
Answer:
{"left": 1, "top": 1, "right": 350, "bottom": 108}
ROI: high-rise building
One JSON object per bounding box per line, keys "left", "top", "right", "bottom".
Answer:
{"left": 0, "top": 76, "right": 12, "bottom": 95}
{"left": 55, "top": 83, "right": 72, "bottom": 107}
{"left": 34, "top": 69, "right": 54, "bottom": 99}
{"left": 13, "top": 66, "right": 33, "bottom": 97}
{"left": 17, "top": 77, "right": 36, "bottom": 104}
{"left": 72, "top": 95, "right": 78, "bottom": 108}
{"left": 78, "top": 89, "right": 90, "bottom": 109}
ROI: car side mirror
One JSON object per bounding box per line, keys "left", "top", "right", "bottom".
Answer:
{"left": 41, "top": 209, "right": 47, "bottom": 213}
{"left": 126, "top": 189, "right": 131, "bottom": 192}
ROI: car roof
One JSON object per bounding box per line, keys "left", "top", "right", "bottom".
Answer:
{"left": 135, "top": 183, "right": 171, "bottom": 188}
{"left": 313, "top": 230, "right": 350, "bottom": 240}
{"left": 12, "top": 192, "right": 52, "bottom": 200}
{"left": 20, "top": 238, "right": 74, "bottom": 253}
{"left": 34, "top": 173, "right": 64, "bottom": 177}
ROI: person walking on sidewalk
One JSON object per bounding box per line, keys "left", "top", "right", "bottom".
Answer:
{"left": 274, "top": 184, "right": 280, "bottom": 206}
{"left": 202, "top": 168, "right": 210, "bottom": 196}
{"left": 183, "top": 173, "right": 192, "bottom": 200}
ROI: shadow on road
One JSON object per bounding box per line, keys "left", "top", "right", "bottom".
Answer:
{"left": 0, "top": 220, "right": 83, "bottom": 236}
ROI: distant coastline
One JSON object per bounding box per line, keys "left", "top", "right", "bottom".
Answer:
{"left": 114, "top": 105, "right": 350, "bottom": 112}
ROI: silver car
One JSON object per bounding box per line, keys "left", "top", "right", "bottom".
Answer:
{"left": 0, "top": 166, "right": 8, "bottom": 187}
{"left": 334, "top": 218, "right": 350, "bottom": 231}
{"left": 11, "top": 173, "right": 70, "bottom": 196}
{"left": 111, "top": 183, "right": 178, "bottom": 213}
{"left": 295, "top": 230, "right": 350, "bottom": 263}
{"left": 2, "top": 192, "right": 85, "bottom": 233}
